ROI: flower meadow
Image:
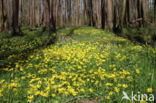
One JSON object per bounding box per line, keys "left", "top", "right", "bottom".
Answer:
{"left": 0, "top": 27, "right": 155, "bottom": 103}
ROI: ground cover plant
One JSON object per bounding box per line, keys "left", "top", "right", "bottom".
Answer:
{"left": 0, "top": 27, "right": 155, "bottom": 103}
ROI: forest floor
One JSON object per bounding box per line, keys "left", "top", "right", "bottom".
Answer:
{"left": 0, "top": 27, "right": 155, "bottom": 103}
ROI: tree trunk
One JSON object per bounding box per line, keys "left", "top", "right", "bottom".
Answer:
{"left": 30, "top": 0, "right": 35, "bottom": 26}
{"left": 142, "top": 0, "right": 148, "bottom": 23}
{"left": 106, "top": 0, "right": 113, "bottom": 30}
{"left": 154, "top": 0, "right": 156, "bottom": 22}
{"left": 18, "top": 0, "right": 22, "bottom": 26}
{"left": 43, "top": 0, "right": 50, "bottom": 27}
{"left": 88, "top": 0, "right": 94, "bottom": 26}
{"left": 101, "top": 0, "right": 106, "bottom": 29}
{"left": 66, "top": 0, "right": 71, "bottom": 24}
{"left": 49, "top": 0, "right": 56, "bottom": 32}
{"left": 0, "top": 0, "right": 2, "bottom": 32}
{"left": 72, "top": 0, "right": 76, "bottom": 26}
{"left": 35, "top": 0, "right": 41, "bottom": 26}
{"left": 2, "top": 0, "right": 8, "bottom": 30}
{"left": 76, "top": 0, "right": 80, "bottom": 26}
{"left": 58, "top": 0, "right": 63, "bottom": 26}
{"left": 121, "top": 0, "right": 126, "bottom": 26}
{"left": 93, "top": 0, "right": 100, "bottom": 28}
{"left": 12, "top": 0, "right": 21, "bottom": 36}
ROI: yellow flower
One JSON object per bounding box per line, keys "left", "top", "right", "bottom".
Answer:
{"left": 136, "top": 69, "right": 140, "bottom": 74}
{"left": 105, "top": 96, "right": 110, "bottom": 100}
{"left": 140, "top": 100, "right": 147, "bottom": 103}
{"left": 123, "top": 84, "right": 128, "bottom": 88}
{"left": 35, "top": 91, "right": 41, "bottom": 96}
{"left": 51, "top": 94, "right": 56, "bottom": 97}
{"left": 27, "top": 95, "right": 34, "bottom": 102}
{"left": 106, "top": 83, "right": 113, "bottom": 86}
{"left": 89, "top": 88, "right": 93, "bottom": 93}
{"left": 147, "top": 88, "right": 152, "bottom": 93}
{"left": 80, "top": 88, "right": 85, "bottom": 92}
{"left": 109, "top": 91, "right": 113, "bottom": 96}
{"left": 114, "top": 87, "right": 119, "bottom": 93}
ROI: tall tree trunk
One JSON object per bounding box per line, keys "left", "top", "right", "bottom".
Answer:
{"left": 106, "top": 0, "right": 113, "bottom": 30}
{"left": 43, "top": 0, "right": 50, "bottom": 27}
{"left": 128, "top": 0, "right": 133, "bottom": 22}
{"left": 72, "top": 0, "right": 76, "bottom": 26}
{"left": 121, "top": 0, "right": 126, "bottom": 26}
{"left": 93, "top": 0, "right": 100, "bottom": 28}
{"left": 113, "top": 0, "right": 120, "bottom": 29}
{"left": 83, "top": 0, "right": 87, "bottom": 25}
{"left": 0, "top": 0, "right": 2, "bottom": 32}
{"left": 88, "top": 0, "right": 94, "bottom": 26}
{"left": 142, "top": 0, "right": 148, "bottom": 24}
{"left": 12, "top": 0, "right": 21, "bottom": 36}
{"left": 49, "top": 0, "right": 56, "bottom": 32}
{"left": 2, "top": 0, "right": 8, "bottom": 30}
{"left": 35, "top": 0, "right": 41, "bottom": 26}
{"left": 101, "top": 0, "right": 106, "bottom": 29}
{"left": 53, "top": 0, "right": 57, "bottom": 26}
{"left": 18, "top": 0, "right": 22, "bottom": 26}
{"left": 30, "top": 0, "right": 35, "bottom": 26}
{"left": 154, "top": 0, "right": 156, "bottom": 22}
{"left": 76, "top": 0, "right": 80, "bottom": 26}
{"left": 66, "top": 0, "right": 71, "bottom": 24}
{"left": 58, "top": 0, "right": 63, "bottom": 26}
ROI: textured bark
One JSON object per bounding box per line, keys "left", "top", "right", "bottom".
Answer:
{"left": 76, "top": 0, "right": 80, "bottom": 26}
{"left": 12, "top": 0, "right": 21, "bottom": 36}
{"left": 88, "top": 0, "right": 94, "bottom": 26}
{"left": 72, "top": 0, "right": 76, "bottom": 26}
{"left": 155, "top": 0, "right": 156, "bottom": 22}
{"left": 93, "top": 0, "right": 101, "bottom": 28}
{"left": 2, "top": 0, "right": 8, "bottom": 30}
{"left": 35, "top": 0, "right": 41, "bottom": 26}
{"left": 106, "top": 0, "right": 113, "bottom": 30}
{"left": 43, "top": 0, "right": 50, "bottom": 27}
{"left": 142, "top": 0, "right": 148, "bottom": 21}
{"left": 49, "top": 0, "right": 56, "bottom": 32}
{"left": 66, "top": 0, "right": 71, "bottom": 24}
{"left": 30, "top": 0, "right": 35, "bottom": 26}
{"left": 115, "top": 0, "right": 120, "bottom": 26}
{"left": 101, "top": 0, "right": 106, "bottom": 29}
{"left": 83, "top": 0, "right": 87, "bottom": 25}
{"left": 121, "top": 0, "right": 126, "bottom": 25}
{"left": 58, "top": 0, "right": 63, "bottom": 26}
{"left": 0, "top": 0, "right": 2, "bottom": 31}
{"left": 18, "top": 0, "right": 22, "bottom": 26}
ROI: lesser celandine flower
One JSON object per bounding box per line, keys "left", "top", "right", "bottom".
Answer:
{"left": 136, "top": 69, "right": 140, "bottom": 74}
{"left": 147, "top": 88, "right": 153, "bottom": 93}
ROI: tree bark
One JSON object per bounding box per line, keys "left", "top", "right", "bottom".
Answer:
{"left": 2, "top": 0, "right": 8, "bottom": 30}
{"left": 30, "top": 0, "right": 35, "bottom": 26}
{"left": 93, "top": 0, "right": 101, "bottom": 28}
{"left": 101, "top": 0, "right": 106, "bottom": 29}
{"left": 18, "top": 0, "right": 22, "bottom": 26}
{"left": 76, "top": 0, "right": 80, "bottom": 26}
{"left": 88, "top": 0, "right": 94, "bottom": 26}
{"left": 106, "top": 0, "right": 113, "bottom": 30}
{"left": 154, "top": 0, "right": 156, "bottom": 22}
{"left": 142, "top": 0, "right": 148, "bottom": 23}
{"left": 58, "top": 0, "right": 63, "bottom": 26}
{"left": 12, "top": 0, "right": 22, "bottom": 36}
{"left": 121, "top": 0, "right": 126, "bottom": 26}
{"left": 49, "top": 0, "right": 56, "bottom": 32}
{"left": 43, "top": 0, "right": 50, "bottom": 27}
{"left": 0, "top": 0, "right": 2, "bottom": 32}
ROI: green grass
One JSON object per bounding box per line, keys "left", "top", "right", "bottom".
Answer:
{"left": 0, "top": 27, "right": 56, "bottom": 68}
{"left": 121, "top": 27, "right": 156, "bottom": 46}
{"left": 0, "top": 27, "right": 155, "bottom": 103}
